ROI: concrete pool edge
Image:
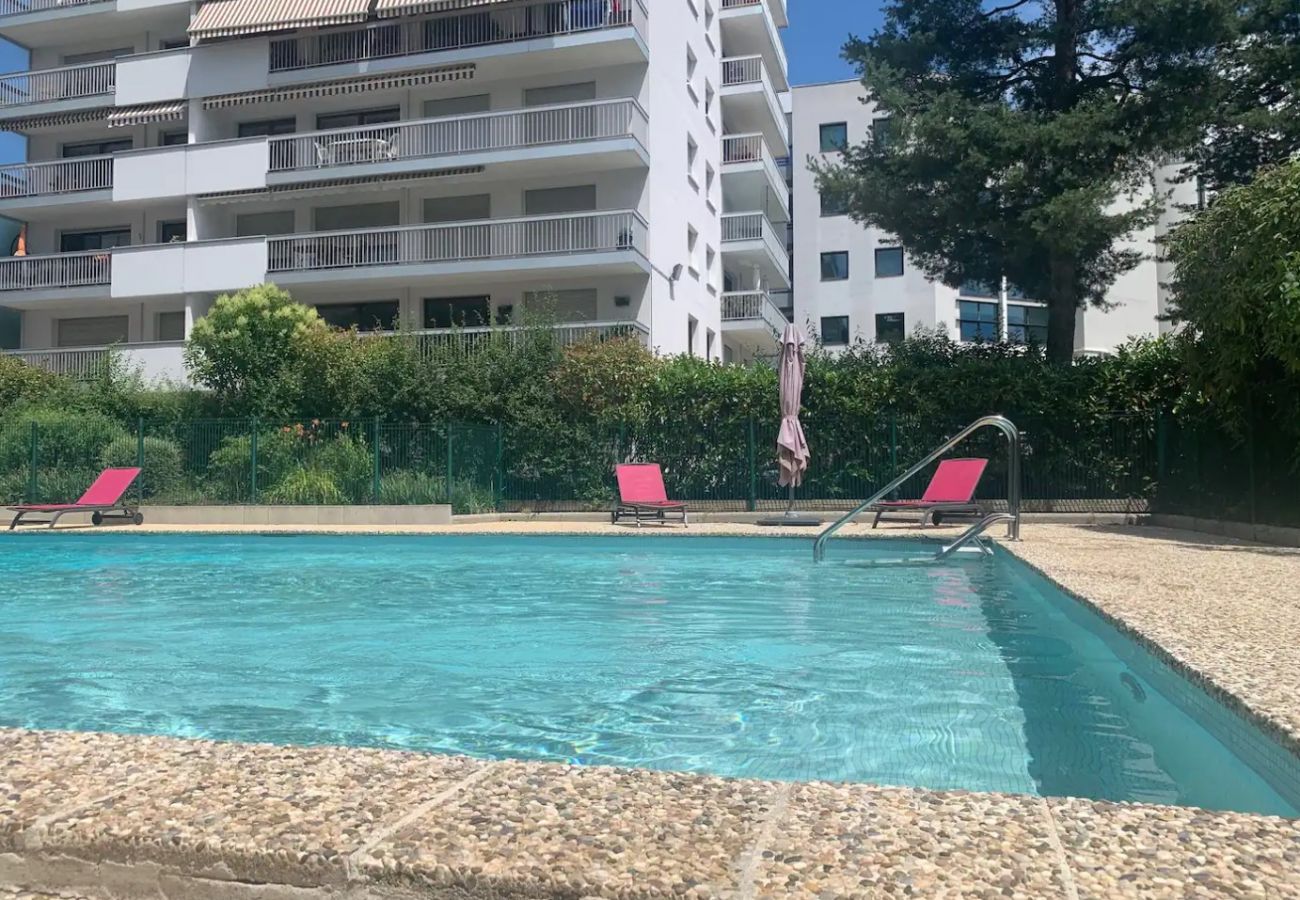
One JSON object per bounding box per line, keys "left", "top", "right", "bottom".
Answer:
{"left": 2, "top": 728, "right": 1299, "bottom": 899}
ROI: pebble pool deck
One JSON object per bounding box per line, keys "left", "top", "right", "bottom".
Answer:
{"left": 2, "top": 523, "right": 1299, "bottom": 899}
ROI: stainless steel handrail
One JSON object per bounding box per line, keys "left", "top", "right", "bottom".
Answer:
{"left": 934, "top": 512, "right": 1017, "bottom": 560}
{"left": 812, "top": 415, "right": 1021, "bottom": 561}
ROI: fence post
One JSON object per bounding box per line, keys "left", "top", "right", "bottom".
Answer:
{"left": 746, "top": 416, "right": 757, "bottom": 512}
{"left": 136, "top": 418, "right": 145, "bottom": 505}
{"left": 372, "top": 417, "right": 382, "bottom": 504}
{"left": 27, "top": 420, "right": 37, "bottom": 503}
{"left": 495, "top": 421, "right": 504, "bottom": 512}
{"left": 445, "top": 423, "right": 454, "bottom": 506}
{"left": 250, "top": 419, "right": 259, "bottom": 504}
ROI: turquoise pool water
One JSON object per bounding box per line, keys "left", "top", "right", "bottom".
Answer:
{"left": 0, "top": 534, "right": 1296, "bottom": 816}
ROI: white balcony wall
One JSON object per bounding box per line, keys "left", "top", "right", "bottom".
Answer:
{"left": 186, "top": 38, "right": 275, "bottom": 103}
{"left": 111, "top": 239, "right": 267, "bottom": 299}
{"left": 117, "top": 0, "right": 191, "bottom": 13}
{"left": 114, "top": 48, "right": 190, "bottom": 105}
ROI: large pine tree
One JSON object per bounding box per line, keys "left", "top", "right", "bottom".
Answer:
{"left": 817, "top": 0, "right": 1235, "bottom": 362}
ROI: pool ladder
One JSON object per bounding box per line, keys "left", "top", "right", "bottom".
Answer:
{"left": 812, "top": 415, "right": 1022, "bottom": 563}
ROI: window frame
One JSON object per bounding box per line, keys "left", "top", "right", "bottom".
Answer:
{"left": 874, "top": 246, "right": 905, "bottom": 278}
{"left": 957, "top": 300, "right": 1000, "bottom": 343}
{"left": 820, "top": 251, "right": 849, "bottom": 281}
{"left": 819, "top": 122, "right": 848, "bottom": 153}
{"left": 820, "top": 315, "right": 850, "bottom": 346}
{"left": 875, "top": 312, "right": 905, "bottom": 344}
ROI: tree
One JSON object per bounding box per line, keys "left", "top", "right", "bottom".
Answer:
{"left": 1195, "top": 0, "right": 1300, "bottom": 189}
{"left": 184, "top": 284, "right": 328, "bottom": 416}
{"left": 815, "top": 0, "right": 1235, "bottom": 363}
{"left": 1165, "top": 158, "right": 1300, "bottom": 432}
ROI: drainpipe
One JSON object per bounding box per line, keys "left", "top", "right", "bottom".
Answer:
{"left": 998, "top": 276, "right": 1010, "bottom": 342}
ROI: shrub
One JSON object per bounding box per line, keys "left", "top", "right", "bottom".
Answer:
{"left": 204, "top": 431, "right": 298, "bottom": 502}
{"left": 0, "top": 355, "right": 69, "bottom": 415}
{"left": 378, "top": 470, "right": 444, "bottom": 505}
{"left": 309, "top": 432, "right": 372, "bottom": 502}
{"left": 264, "top": 468, "right": 346, "bottom": 505}
{"left": 100, "top": 436, "right": 183, "bottom": 499}
{"left": 0, "top": 407, "right": 128, "bottom": 474}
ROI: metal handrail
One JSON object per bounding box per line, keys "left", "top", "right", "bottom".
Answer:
{"left": 812, "top": 415, "right": 1021, "bottom": 561}
{"left": 935, "top": 513, "right": 1017, "bottom": 560}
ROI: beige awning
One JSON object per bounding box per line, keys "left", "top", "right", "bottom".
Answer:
{"left": 376, "top": 0, "right": 505, "bottom": 18}
{"left": 203, "top": 64, "right": 475, "bottom": 108}
{"left": 189, "top": 0, "right": 374, "bottom": 39}
{"left": 1, "top": 108, "right": 111, "bottom": 131}
{"left": 108, "top": 101, "right": 186, "bottom": 128}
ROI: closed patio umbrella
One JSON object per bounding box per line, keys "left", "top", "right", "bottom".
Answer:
{"left": 759, "top": 324, "right": 822, "bottom": 526}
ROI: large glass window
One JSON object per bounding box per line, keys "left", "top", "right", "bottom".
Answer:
{"left": 425, "top": 194, "right": 491, "bottom": 223}
{"left": 56, "top": 315, "right": 128, "bottom": 348}
{"left": 958, "top": 300, "right": 999, "bottom": 342}
{"left": 236, "top": 211, "right": 295, "bottom": 237}
{"left": 523, "top": 184, "right": 597, "bottom": 215}
{"left": 874, "top": 246, "right": 904, "bottom": 277}
{"left": 423, "top": 94, "right": 491, "bottom": 118}
{"left": 157, "top": 220, "right": 187, "bottom": 244}
{"left": 820, "top": 251, "right": 849, "bottom": 281}
{"left": 872, "top": 117, "right": 894, "bottom": 148}
{"left": 875, "top": 312, "right": 905, "bottom": 344}
{"left": 312, "top": 201, "right": 400, "bottom": 231}
{"left": 157, "top": 311, "right": 186, "bottom": 342}
{"left": 819, "top": 122, "right": 848, "bottom": 152}
{"left": 238, "top": 118, "right": 297, "bottom": 137}
{"left": 62, "top": 138, "right": 132, "bottom": 158}
{"left": 60, "top": 228, "right": 130, "bottom": 252}
{"left": 820, "top": 315, "right": 850, "bottom": 345}
{"left": 820, "top": 191, "right": 848, "bottom": 217}
{"left": 424, "top": 296, "right": 491, "bottom": 329}
{"left": 316, "top": 107, "right": 400, "bottom": 130}
{"left": 315, "top": 300, "right": 400, "bottom": 332}
{"left": 524, "top": 82, "right": 597, "bottom": 107}
{"left": 1007, "top": 304, "right": 1049, "bottom": 345}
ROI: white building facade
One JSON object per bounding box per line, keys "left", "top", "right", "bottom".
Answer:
{"left": 0, "top": 0, "right": 792, "bottom": 379}
{"left": 789, "top": 79, "right": 1195, "bottom": 355}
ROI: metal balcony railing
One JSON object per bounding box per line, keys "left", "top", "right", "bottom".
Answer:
{"left": 269, "top": 0, "right": 648, "bottom": 72}
{"left": 0, "top": 250, "right": 111, "bottom": 291}
{"left": 267, "top": 210, "right": 647, "bottom": 273}
{"left": 268, "top": 99, "right": 649, "bottom": 172}
{"left": 0, "top": 155, "right": 112, "bottom": 199}
{"left": 721, "top": 290, "right": 789, "bottom": 334}
{"left": 368, "top": 321, "right": 650, "bottom": 355}
{"left": 0, "top": 60, "right": 115, "bottom": 108}
{"left": 721, "top": 55, "right": 765, "bottom": 87}
{"left": 722, "top": 211, "right": 788, "bottom": 272}
{"left": 0, "top": 0, "right": 109, "bottom": 17}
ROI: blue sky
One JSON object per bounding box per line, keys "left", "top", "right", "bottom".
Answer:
{"left": 785, "top": 0, "right": 882, "bottom": 85}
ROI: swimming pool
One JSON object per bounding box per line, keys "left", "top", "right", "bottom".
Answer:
{"left": 0, "top": 533, "right": 1296, "bottom": 816}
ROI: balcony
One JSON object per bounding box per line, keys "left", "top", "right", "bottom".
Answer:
{"left": 0, "top": 60, "right": 114, "bottom": 118}
{"left": 266, "top": 99, "right": 649, "bottom": 183}
{"left": 722, "top": 290, "right": 788, "bottom": 332}
{"left": 267, "top": 210, "right": 650, "bottom": 285}
{"left": 719, "top": 0, "right": 787, "bottom": 90}
{"left": 268, "top": 0, "right": 649, "bottom": 75}
{"left": 720, "top": 56, "right": 788, "bottom": 149}
{"left": 720, "top": 133, "right": 789, "bottom": 221}
{"left": 721, "top": 212, "right": 790, "bottom": 289}
{"left": 0, "top": 155, "right": 113, "bottom": 211}
{"left": 367, "top": 320, "right": 650, "bottom": 355}
{"left": 3, "top": 341, "right": 185, "bottom": 382}
{"left": 0, "top": 250, "right": 111, "bottom": 296}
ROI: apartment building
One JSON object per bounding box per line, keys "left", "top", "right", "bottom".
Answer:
{"left": 789, "top": 79, "right": 1196, "bottom": 355}
{"left": 0, "top": 0, "right": 792, "bottom": 379}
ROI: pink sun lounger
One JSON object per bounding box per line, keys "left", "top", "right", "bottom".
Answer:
{"left": 8, "top": 467, "right": 144, "bottom": 530}
{"left": 869, "top": 458, "right": 987, "bottom": 528}
{"left": 612, "top": 463, "right": 688, "bottom": 527}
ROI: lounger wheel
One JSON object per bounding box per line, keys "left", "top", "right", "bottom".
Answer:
{"left": 932, "top": 512, "right": 944, "bottom": 526}
{"left": 133, "top": 512, "right": 144, "bottom": 526}
{"left": 91, "top": 511, "right": 103, "bottom": 526}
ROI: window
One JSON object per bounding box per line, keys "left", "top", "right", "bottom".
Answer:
{"left": 959, "top": 279, "right": 998, "bottom": 299}
{"left": 423, "top": 94, "right": 490, "bottom": 117}
{"left": 62, "top": 47, "right": 132, "bottom": 65}
{"left": 875, "top": 312, "right": 905, "bottom": 344}
{"left": 62, "top": 138, "right": 132, "bottom": 158}
{"left": 424, "top": 194, "right": 491, "bottom": 223}
{"left": 820, "top": 191, "right": 848, "bottom": 217}
{"left": 315, "top": 300, "right": 400, "bottom": 331}
{"left": 706, "top": 328, "right": 715, "bottom": 360}
{"left": 874, "top": 246, "right": 904, "bottom": 277}
{"left": 313, "top": 201, "right": 399, "bottom": 231}
{"left": 159, "top": 38, "right": 189, "bottom": 51}
{"left": 236, "top": 211, "right": 295, "bottom": 237}
{"left": 686, "top": 134, "right": 699, "bottom": 185}
{"left": 872, "top": 117, "right": 894, "bottom": 148}
{"left": 523, "top": 289, "right": 598, "bottom": 321}
{"left": 1007, "top": 304, "right": 1048, "bottom": 345}
{"left": 56, "top": 315, "right": 128, "bottom": 348}
{"left": 820, "top": 251, "right": 849, "bottom": 281}
{"left": 158, "top": 130, "right": 187, "bottom": 147}
{"left": 819, "top": 122, "right": 848, "bottom": 153}
{"left": 316, "top": 107, "right": 400, "bottom": 130}
{"left": 687, "top": 315, "right": 698, "bottom": 356}
{"left": 0, "top": 307, "right": 19, "bottom": 351}
{"left": 60, "top": 228, "right": 130, "bottom": 252}
{"left": 495, "top": 304, "right": 514, "bottom": 325}
{"left": 523, "top": 82, "right": 596, "bottom": 107}
{"left": 157, "top": 311, "right": 186, "bottom": 342}
{"left": 424, "top": 296, "right": 491, "bottom": 329}
{"left": 687, "top": 225, "right": 700, "bottom": 276}
{"left": 820, "top": 315, "right": 850, "bottom": 346}
{"left": 157, "top": 220, "right": 186, "bottom": 244}
{"left": 957, "top": 300, "right": 999, "bottom": 342}
{"left": 524, "top": 184, "right": 596, "bottom": 215}
{"left": 238, "top": 117, "right": 296, "bottom": 137}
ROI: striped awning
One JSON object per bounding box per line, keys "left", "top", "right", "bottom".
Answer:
{"left": 376, "top": 0, "right": 506, "bottom": 18}
{"left": 108, "top": 101, "right": 186, "bottom": 128}
{"left": 203, "top": 64, "right": 475, "bottom": 108}
{"left": 189, "top": 0, "right": 374, "bottom": 39}
{"left": 1, "top": 107, "right": 110, "bottom": 131}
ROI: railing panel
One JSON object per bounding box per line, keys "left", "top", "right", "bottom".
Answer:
{"left": 0, "top": 60, "right": 115, "bottom": 107}
{"left": 721, "top": 213, "right": 763, "bottom": 242}
{"left": 270, "top": 0, "right": 642, "bottom": 72}
{"left": 0, "top": 0, "right": 109, "bottom": 16}
{"left": 269, "top": 100, "right": 647, "bottom": 173}
{"left": 721, "top": 55, "right": 763, "bottom": 86}
{"left": 0, "top": 251, "right": 111, "bottom": 291}
{"left": 0, "top": 156, "right": 112, "bottom": 198}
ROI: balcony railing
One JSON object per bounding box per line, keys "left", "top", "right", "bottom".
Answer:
{"left": 269, "top": 0, "right": 647, "bottom": 72}
{"left": 0, "top": 250, "right": 111, "bottom": 291}
{"left": 721, "top": 55, "right": 765, "bottom": 87}
{"left": 0, "top": 0, "right": 109, "bottom": 17}
{"left": 0, "top": 155, "right": 112, "bottom": 199}
{"left": 4, "top": 341, "right": 185, "bottom": 380}
{"left": 267, "top": 210, "right": 647, "bottom": 274}
{"left": 721, "top": 132, "right": 787, "bottom": 204}
{"left": 721, "top": 290, "right": 789, "bottom": 335}
{"left": 268, "top": 99, "right": 648, "bottom": 173}
{"left": 368, "top": 321, "right": 649, "bottom": 355}
{"left": 0, "top": 60, "right": 115, "bottom": 108}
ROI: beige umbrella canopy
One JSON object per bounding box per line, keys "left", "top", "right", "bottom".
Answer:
{"left": 759, "top": 324, "right": 822, "bottom": 526}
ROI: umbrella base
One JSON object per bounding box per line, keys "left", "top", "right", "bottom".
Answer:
{"left": 756, "top": 512, "right": 824, "bottom": 527}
